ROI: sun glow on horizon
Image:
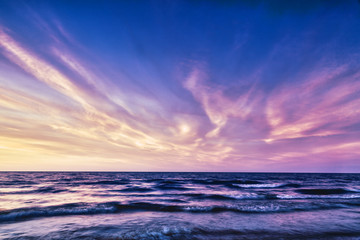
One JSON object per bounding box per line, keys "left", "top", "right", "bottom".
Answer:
{"left": 0, "top": 0, "right": 360, "bottom": 172}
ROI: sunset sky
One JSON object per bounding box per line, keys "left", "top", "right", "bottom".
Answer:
{"left": 0, "top": 0, "right": 360, "bottom": 172}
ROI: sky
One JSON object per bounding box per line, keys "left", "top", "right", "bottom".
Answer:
{"left": 0, "top": 0, "right": 360, "bottom": 172}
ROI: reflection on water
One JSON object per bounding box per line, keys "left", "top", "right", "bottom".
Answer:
{"left": 0, "top": 172, "right": 360, "bottom": 239}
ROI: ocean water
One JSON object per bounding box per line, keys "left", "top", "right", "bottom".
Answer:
{"left": 0, "top": 172, "right": 360, "bottom": 239}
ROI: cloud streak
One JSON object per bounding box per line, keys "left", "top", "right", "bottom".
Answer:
{"left": 0, "top": 1, "right": 359, "bottom": 172}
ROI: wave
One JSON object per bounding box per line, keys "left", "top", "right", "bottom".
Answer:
{"left": 84, "top": 180, "right": 130, "bottom": 185}
{"left": 17, "top": 225, "right": 360, "bottom": 240}
{"left": 1, "top": 200, "right": 357, "bottom": 223}
{"left": 230, "top": 182, "right": 304, "bottom": 189}
{"left": 153, "top": 180, "right": 180, "bottom": 184}
{"left": 89, "top": 190, "right": 360, "bottom": 201}
{"left": 0, "top": 180, "right": 37, "bottom": 186}
{"left": 115, "top": 187, "right": 154, "bottom": 193}
{"left": 64, "top": 180, "right": 130, "bottom": 186}
{"left": 183, "top": 193, "right": 279, "bottom": 200}
{"left": 0, "top": 186, "right": 67, "bottom": 195}
{"left": 192, "top": 179, "right": 263, "bottom": 186}
{"left": 277, "top": 194, "right": 360, "bottom": 200}
{"left": 191, "top": 192, "right": 360, "bottom": 200}
{"left": 280, "top": 183, "right": 302, "bottom": 188}
{"left": 155, "top": 183, "right": 189, "bottom": 191}
{"left": 295, "top": 188, "right": 357, "bottom": 195}
{"left": 34, "top": 186, "right": 67, "bottom": 193}
{"left": 183, "top": 193, "right": 237, "bottom": 200}
{"left": 0, "top": 202, "right": 116, "bottom": 223}
{"left": 233, "top": 183, "right": 284, "bottom": 188}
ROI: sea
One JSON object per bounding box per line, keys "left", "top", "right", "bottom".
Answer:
{"left": 0, "top": 172, "right": 360, "bottom": 240}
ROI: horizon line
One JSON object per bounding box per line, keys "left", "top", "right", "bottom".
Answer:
{"left": 0, "top": 171, "right": 359, "bottom": 174}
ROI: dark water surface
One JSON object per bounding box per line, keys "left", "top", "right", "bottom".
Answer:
{"left": 0, "top": 172, "right": 360, "bottom": 239}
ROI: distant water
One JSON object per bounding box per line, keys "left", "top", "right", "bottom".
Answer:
{"left": 1, "top": 172, "right": 360, "bottom": 239}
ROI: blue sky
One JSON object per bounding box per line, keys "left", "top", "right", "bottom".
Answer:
{"left": 0, "top": 0, "right": 360, "bottom": 172}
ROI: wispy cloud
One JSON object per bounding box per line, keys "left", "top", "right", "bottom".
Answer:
{"left": 0, "top": 2, "right": 359, "bottom": 172}
{"left": 184, "top": 67, "right": 262, "bottom": 138}
{"left": 0, "top": 20, "right": 241, "bottom": 170}
{"left": 266, "top": 64, "right": 360, "bottom": 141}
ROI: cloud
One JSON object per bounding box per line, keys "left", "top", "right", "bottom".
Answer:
{"left": 0, "top": 22, "right": 242, "bottom": 170}
{"left": 184, "top": 67, "right": 263, "bottom": 138}
{"left": 266, "top": 64, "right": 360, "bottom": 141}
{"left": 0, "top": 3, "right": 360, "bottom": 172}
